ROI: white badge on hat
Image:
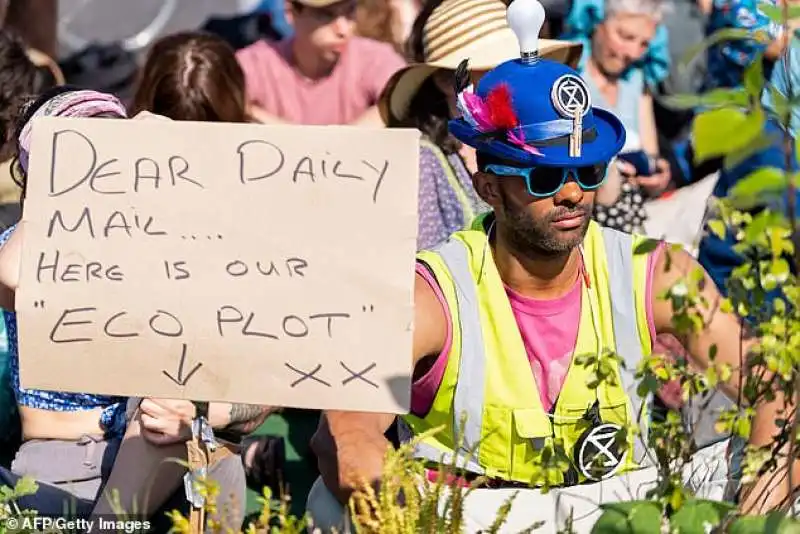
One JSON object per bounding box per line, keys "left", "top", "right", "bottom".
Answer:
{"left": 551, "top": 74, "right": 591, "bottom": 158}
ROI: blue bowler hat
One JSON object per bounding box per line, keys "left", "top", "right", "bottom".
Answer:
{"left": 448, "top": 0, "right": 626, "bottom": 167}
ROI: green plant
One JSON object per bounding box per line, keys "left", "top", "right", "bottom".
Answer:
{"left": 587, "top": 1, "right": 800, "bottom": 532}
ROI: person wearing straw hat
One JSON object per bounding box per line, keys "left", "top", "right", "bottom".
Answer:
{"left": 308, "top": 0, "right": 793, "bottom": 532}
{"left": 380, "top": 0, "right": 582, "bottom": 250}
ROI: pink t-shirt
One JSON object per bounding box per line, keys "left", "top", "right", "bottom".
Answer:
{"left": 411, "top": 245, "right": 664, "bottom": 416}
{"left": 235, "top": 37, "right": 405, "bottom": 125}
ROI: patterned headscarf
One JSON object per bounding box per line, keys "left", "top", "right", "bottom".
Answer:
{"left": 16, "top": 88, "right": 127, "bottom": 175}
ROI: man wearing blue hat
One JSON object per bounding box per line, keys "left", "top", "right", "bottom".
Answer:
{"left": 307, "top": 0, "right": 796, "bottom": 531}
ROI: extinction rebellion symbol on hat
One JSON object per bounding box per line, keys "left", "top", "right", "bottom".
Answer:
{"left": 551, "top": 74, "right": 591, "bottom": 158}
{"left": 551, "top": 74, "right": 591, "bottom": 118}
{"left": 574, "top": 423, "right": 626, "bottom": 481}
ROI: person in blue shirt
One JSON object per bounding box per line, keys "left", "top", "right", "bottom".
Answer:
{"left": 700, "top": 35, "right": 800, "bottom": 309}
{"left": 704, "top": 0, "right": 785, "bottom": 92}
{"left": 697, "top": 119, "right": 798, "bottom": 312}
{"left": 695, "top": 76, "right": 800, "bottom": 501}
{"left": 763, "top": 33, "right": 800, "bottom": 137}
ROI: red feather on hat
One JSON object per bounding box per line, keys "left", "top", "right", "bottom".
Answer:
{"left": 485, "top": 83, "right": 518, "bottom": 130}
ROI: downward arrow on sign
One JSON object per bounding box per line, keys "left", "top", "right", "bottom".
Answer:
{"left": 162, "top": 344, "right": 203, "bottom": 386}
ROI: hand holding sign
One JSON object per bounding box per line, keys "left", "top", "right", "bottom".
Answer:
{"left": 16, "top": 117, "right": 420, "bottom": 414}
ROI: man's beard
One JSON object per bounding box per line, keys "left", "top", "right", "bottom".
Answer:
{"left": 498, "top": 189, "right": 591, "bottom": 257}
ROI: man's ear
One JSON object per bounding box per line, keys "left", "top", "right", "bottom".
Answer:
{"left": 473, "top": 172, "right": 502, "bottom": 210}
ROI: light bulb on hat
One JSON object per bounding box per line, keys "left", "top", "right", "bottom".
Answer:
{"left": 506, "top": 0, "right": 546, "bottom": 64}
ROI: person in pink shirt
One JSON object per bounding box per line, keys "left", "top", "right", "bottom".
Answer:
{"left": 236, "top": 0, "right": 406, "bottom": 126}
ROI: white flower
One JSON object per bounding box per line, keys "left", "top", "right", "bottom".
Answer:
{"left": 671, "top": 281, "right": 689, "bottom": 297}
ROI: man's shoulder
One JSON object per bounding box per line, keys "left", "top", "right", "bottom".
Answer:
{"left": 236, "top": 38, "right": 286, "bottom": 64}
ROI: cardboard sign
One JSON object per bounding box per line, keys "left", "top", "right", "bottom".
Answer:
{"left": 16, "top": 117, "right": 420, "bottom": 414}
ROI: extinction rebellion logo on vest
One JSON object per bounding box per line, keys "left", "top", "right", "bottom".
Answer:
{"left": 575, "top": 423, "right": 627, "bottom": 480}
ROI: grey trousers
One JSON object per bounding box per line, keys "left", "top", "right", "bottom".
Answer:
{"left": 0, "top": 434, "right": 246, "bottom": 531}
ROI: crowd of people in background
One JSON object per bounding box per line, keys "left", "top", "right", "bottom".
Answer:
{"left": 0, "top": 0, "right": 795, "bottom": 531}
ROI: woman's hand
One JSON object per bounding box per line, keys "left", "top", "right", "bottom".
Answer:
{"left": 634, "top": 157, "right": 671, "bottom": 197}
{"left": 138, "top": 398, "right": 196, "bottom": 446}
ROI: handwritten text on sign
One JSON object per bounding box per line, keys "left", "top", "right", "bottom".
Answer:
{"left": 17, "top": 117, "right": 419, "bottom": 413}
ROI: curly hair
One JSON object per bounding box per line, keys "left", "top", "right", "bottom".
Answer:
{"left": 0, "top": 28, "right": 40, "bottom": 161}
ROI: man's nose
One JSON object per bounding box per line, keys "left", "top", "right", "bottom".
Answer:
{"left": 623, "top": 43, "right": 646, "bottom": 63}
{"left": 554, "top": 176, "right": 584, "bottom": 205}
{"left": 332, "top": 15, "right": 353, "bottom": 36}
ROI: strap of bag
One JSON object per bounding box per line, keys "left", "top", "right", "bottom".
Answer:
{"left": 186, "top": 433, "right": 208, "bottom": 534}
{"left": 184, "top": 417, "right": 239, "bottom": 533}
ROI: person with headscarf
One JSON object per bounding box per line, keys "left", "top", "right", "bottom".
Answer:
{"left": 560, "top": 0, "right": 672, "bottom": 233}
{"left": 0, "top": 86, "right": 247, "bottom": 531}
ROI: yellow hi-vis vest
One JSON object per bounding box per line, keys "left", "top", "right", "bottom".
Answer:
{"left": 403, "top": 215, "right": 656, "bottom": 486}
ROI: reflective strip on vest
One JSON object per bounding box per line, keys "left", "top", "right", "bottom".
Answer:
{"left": 600, "top": 228, "right": 652, "bottom": 466}
{"left": 414, "top": 441, "right": 486, "bottom": 474}
{"left": 412, "top": 229, "right": 655, "bottom": 473}
{"left": 413, "top": 239, "right": 488, "bottom": 473}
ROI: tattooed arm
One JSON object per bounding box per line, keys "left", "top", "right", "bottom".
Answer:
{"left": 206, "top": 403, "right": 276, "bottom": 437}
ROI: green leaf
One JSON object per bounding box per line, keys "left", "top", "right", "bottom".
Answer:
{"left": 730, "top": 515, "right": 766, "bottom": 534}
{"left": 759, "top": 3, "right": 783, "bottom": 23}
{"left": 743, "top": 210, "right": 784, "bottom": 242}
{"left": 591, "top": 501, "right": 662, "bottom": 534}
{"left": 735, "top": 416, "right": 752, "bottom": 438}
{"left": 707, "top": 219, "right": 726, "bottom": 239}
{"left": 660, "top": 88, "right": 749, "bottom": 111}
{"left": 766, "top": 84, "right": 791, "bottom": 123}
{"left": 669, "top": 499, "right": 734, "bottom": 534}
{"left": 681, "top": 28, "right": 768, "bottom": 67}
{"left": 744, "top": 54, "right": 765, "bottom": 97}
{"left": 724, "top": 129, "right": 782, "bottom": 171}
{"left": 658, "top": 94, "right": 707, "bottom": 110}
{"left": 770, "top": 258, "right": 791, "bottom": 280}
{"left": 637, "top": 374, "right": 660, "bottom": 397}
{"left": 728, "top": 167, "right": 788, "bottom": 209}
{"left": 730, "top": 512, "right": 800, "bottom": 534}
{"left": 692, "top": 108, "right": 765, "bottom": 164}
{"left": 761, "top": 1, "right": 800, "bottom": 21}
{"left": 634, "top": 239, "right": 660, "bottom": 255}
{"left": 795, "top": 134, "right": 800, "bottom": 165}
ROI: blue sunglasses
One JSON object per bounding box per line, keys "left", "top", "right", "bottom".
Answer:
{"left": 485, "top": 163, "right": 608, "bottom": 198}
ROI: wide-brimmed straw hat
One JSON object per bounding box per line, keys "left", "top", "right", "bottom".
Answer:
{"left": 379, "top": 0, "right": 583, "bottom": 125}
